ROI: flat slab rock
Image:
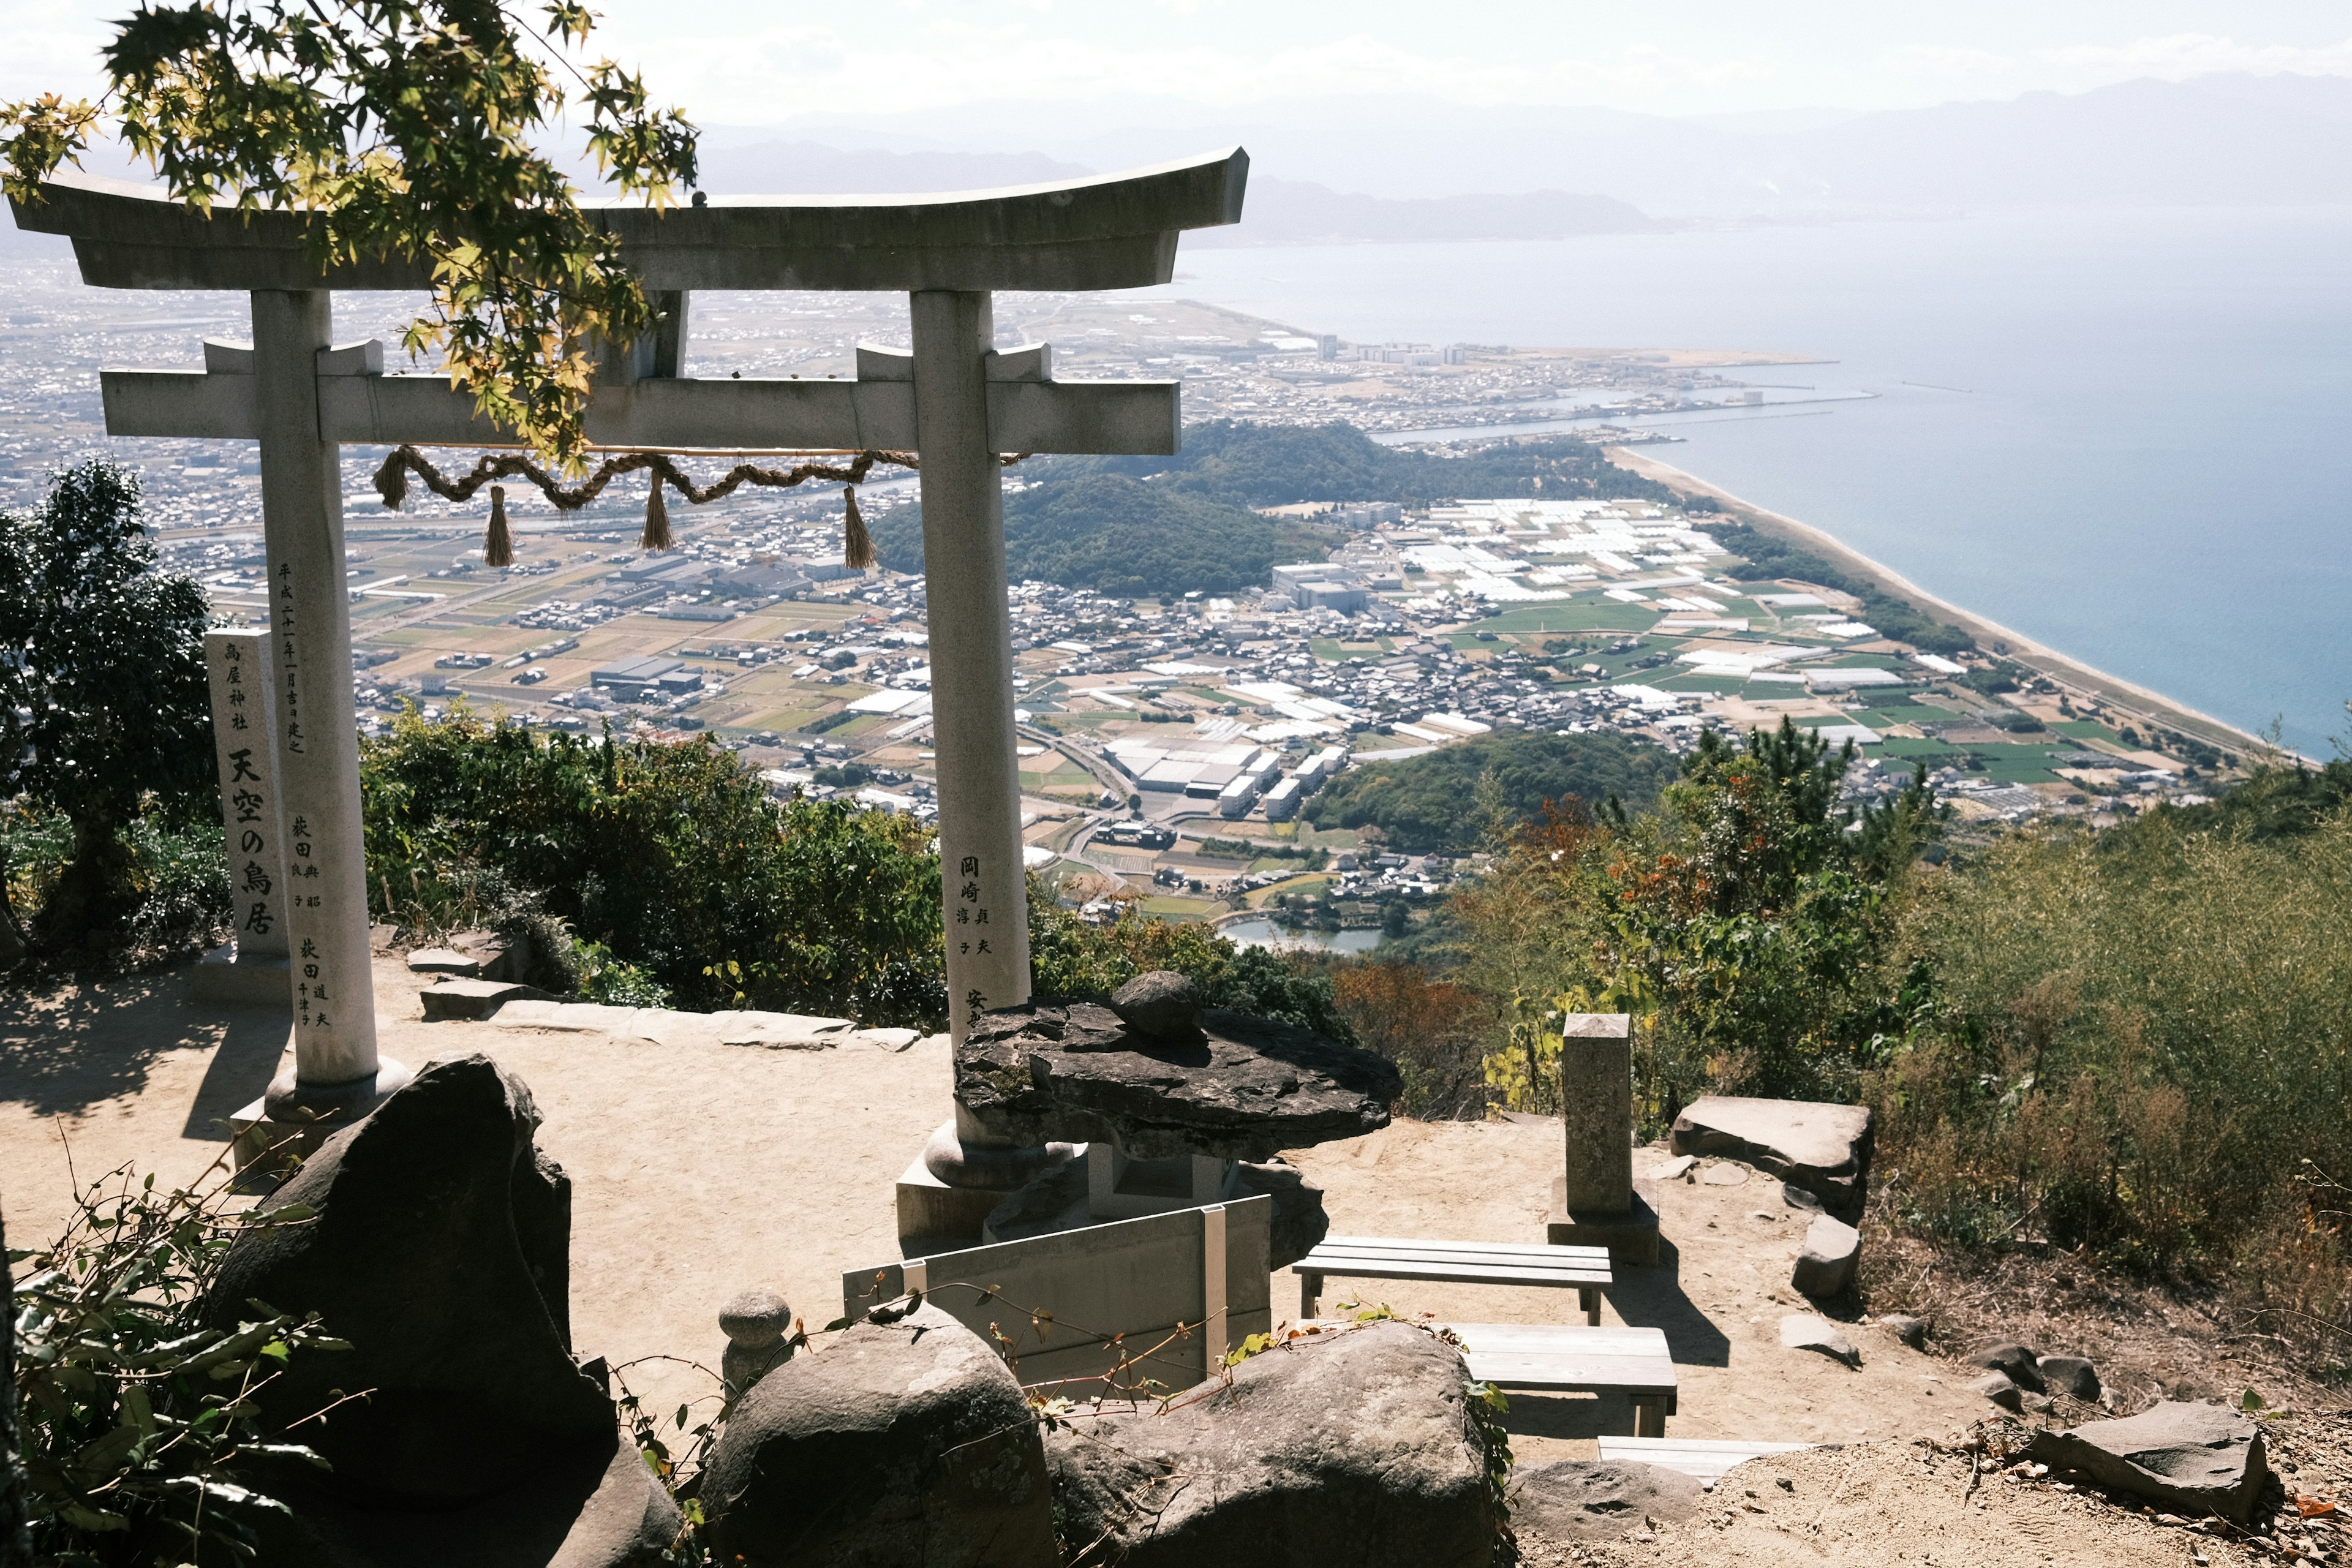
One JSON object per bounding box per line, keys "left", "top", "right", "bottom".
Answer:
{"left": 485, "top": 998, "right": 919, "bottom": 1052}
{"left": 956, "top": 999, "right": 1402, "bottom": 1160}
{"left": 1510, "top": 1460, "right": 1704, "bottom": 1542}
{"left": 2023, "top": 1401, "right": 2270, "bottom": 1523}
{"left": 1671, "top": 1096, "right": 1874, "bottom": 1220}
{"left": 1779, "top": 1314, "right": 1860, "bottom": 1368}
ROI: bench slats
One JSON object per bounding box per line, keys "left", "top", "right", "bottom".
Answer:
{"left": 1321, "top": 1235, "right": 1611, "bottom": 1264}
{"left": 1293, "top": 1235, "right": 1616, "bottom": 1327}
{"left": 1446, "top": 1322, "right": 1678, "bottom": 1434}
{"left": 1298, "top": 1257, "right": 1609, "bottom": 1287}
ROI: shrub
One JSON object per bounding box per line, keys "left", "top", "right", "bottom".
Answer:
{"left": 1874, "top": 809, "right": 2352, "bottom": 1311}
{"left": 362, "top": 707, "right": 944, "bottom": 1025}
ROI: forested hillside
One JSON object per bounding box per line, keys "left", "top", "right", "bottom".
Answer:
{"left": 1302, "top": 729, "right": 1681, "bottom": 852}
{"left": 866, "top": 420, "right": 1675, "bottom": 595}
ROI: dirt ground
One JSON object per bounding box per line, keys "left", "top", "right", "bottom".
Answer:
{"left": 4, "top": 957, "right": 2345, "bottom": 1565}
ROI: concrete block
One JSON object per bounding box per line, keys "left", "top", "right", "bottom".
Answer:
{"left": 894, "top": 1156, "right": 1012, "bottom": 1254}
{"left": 189, "top": 943, "right": 291, "bottom": 1007}
{"left": 849, "top": 1195, "right": 1272, "bottom": 1393}
{"left": 1547, "top": 1177, "right": 1662, "bottom": 1266}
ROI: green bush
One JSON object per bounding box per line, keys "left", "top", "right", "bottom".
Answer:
{"left": 362, "top": 707, "right": 945, "bottom": 1025}
{"left": 1878, "top": 809, "right": 2352, "bottom": 1289}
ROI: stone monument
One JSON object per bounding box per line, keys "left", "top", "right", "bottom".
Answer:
{"left": 189, "top": 627, "right": 293, "bottom": 1005}
{"left": 1545, "top": 1013, "right": 1660, "bottom": 1264}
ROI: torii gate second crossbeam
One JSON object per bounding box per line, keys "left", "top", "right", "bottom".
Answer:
{"left": 11, "top": 151, "right": 1249, "bottom": 1187}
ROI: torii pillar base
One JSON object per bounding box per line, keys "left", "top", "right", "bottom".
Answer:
{"left": 895, "top": 1110, "right": 1076, "bottom": 1256}
{"left": 227, "top": 1055, "right": 413, "bottom": 1180}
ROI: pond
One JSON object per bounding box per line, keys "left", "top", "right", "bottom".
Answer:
{"left": 1222, "top": 918, "right": 1384, "bottom": 954}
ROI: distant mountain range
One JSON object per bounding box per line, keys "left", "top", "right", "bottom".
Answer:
{"left": 691, "top": 139, "right": 1662, "bottom": 242}
{"left": 7, "top": 72, "right": 2346, "bottom": 260}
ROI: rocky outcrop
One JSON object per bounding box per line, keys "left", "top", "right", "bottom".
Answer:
{"left": 203, "top": 1053, "right": 677, "bottom": 1565}
{"left": 701, "top": 1304, "right": 1055, "bottom": 1567}
{"left": 1790, "top": 1213, "right": 1860, "bottom": 1297}
{"left": 956, "top": 997, "right": 1401, "bottom": 1160}
{"left": 2024, "top": 1402, "right": 2269, "bottom": 1523}
{"left": 1670, "top": 1097, "right": 1873, "bottom": 1221}
{"left": 1511, "top": 1460, "right": 1703, "bottom": 1542}
{"left": 1046, "top": 1320, "right": 1494, "bottom": 1566}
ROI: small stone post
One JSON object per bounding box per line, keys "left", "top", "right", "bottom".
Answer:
{"left": 191, "top": 629, "right": 292, "bottom": 1004}
{"left": 1546, "top": 1012, "right": 1660, "bottom": 1264}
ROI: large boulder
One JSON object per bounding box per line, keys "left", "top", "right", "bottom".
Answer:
{"left": 1510, "top": 1460, "right": 1703, "bottom": 1542}
{"left": 203, "top": 1053, "right": 677, "bottom": 1565}
{"left": 700, "top": 1304, "right": 1057, "bottom": 1567}
{"left": 1670, "top": 1097, "right": 1873, "bottom": 1221}
{"left": 2023, "top": 1402, "right": 2269, "bottom": 1523}
{"left": 1790, "top": 1214, "right": 1861, "bottom": 1297}
{"left": 1045, "top": 1319, "right": 1494, "bottom": 1566}
{"left": 957, "top": 998, "right": 1401, "bottom": 1160}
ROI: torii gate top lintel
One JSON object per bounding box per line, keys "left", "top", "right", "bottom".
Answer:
{"left": 9, "top": 146, "right": 1250, "bottom": 294}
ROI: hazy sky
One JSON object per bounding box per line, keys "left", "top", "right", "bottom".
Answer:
{"left": 4, "top": 0, "right": 2348, "bottom": 126}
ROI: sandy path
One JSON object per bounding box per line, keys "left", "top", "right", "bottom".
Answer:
{"left": 1286, "top": 1118, "right": 1966, "bottom": 1468}
{"left": 1, "top": 957, "right": 951, "bottom": 1419}
{"left": 6, "top": 960, "right": 1990, "bottom": 1455}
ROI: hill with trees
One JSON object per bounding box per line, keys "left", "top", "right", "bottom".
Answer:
{"left": 866, "top": 421, "right": 1675, "bottom": 595}
{"left": 1302, "top": 730, "right": 1681, "bottom": 853}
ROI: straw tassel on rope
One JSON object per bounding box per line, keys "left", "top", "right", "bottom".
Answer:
{"left": 481, "top": 484, "right": 514, "bottom": 568}
{"left": 642, "top": 475, "right": 673, "bottom": 551}
{"left": 842, "top": 486, "right": 875, "bottom": 570}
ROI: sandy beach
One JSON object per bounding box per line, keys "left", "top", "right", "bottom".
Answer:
{"left": 1608, "top": 446, "right": 2284, "bottom": 759}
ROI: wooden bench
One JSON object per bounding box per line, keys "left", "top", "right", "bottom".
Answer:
{"left": 1446, "top": 1324, "right": 1678, "bottom": 1438}
{"left": 1597, "top": 1436, "right": 1815, "bottom": 1486}
{"left": 1292, "top": 1236, "right": 1612, "bottom": 1325}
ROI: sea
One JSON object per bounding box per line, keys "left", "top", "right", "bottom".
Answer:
{"left": 1128, "top": 206, "right": 2352, "bottom": 759}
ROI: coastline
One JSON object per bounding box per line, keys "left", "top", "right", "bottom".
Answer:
{"left": 1607, "top": 447, "right": 2291, "bottom": 760}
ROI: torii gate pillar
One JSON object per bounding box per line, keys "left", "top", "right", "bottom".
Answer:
{"left": 251, "top": 290, "right": 408, "bottom": 1125}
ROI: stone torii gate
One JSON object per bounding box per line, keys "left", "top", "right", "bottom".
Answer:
{"left": 13, "top": 153, "right": 1248, "bottom": 1175}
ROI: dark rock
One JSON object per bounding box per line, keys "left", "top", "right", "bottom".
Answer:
{"left": 1237, "top": 1157, "right": 1333, "bottom": 1270}
{"left": 1670, "top": 1096, "right": 1874, "bottom": 1221}
{"left": 1781, "top": 1181, "right": 1825, "bottom": 1213}
{"left": 1790, "top": 1214, "right": 1860, "bottom": 1298}
{"left": 1881, "top": 1314, "right": 1928, "bottom": 1350}
{"left": 956, "top": 999, "right": 1401, "bottom": 1160}
{"left": 1046, "top": 1319, "right": 1493, "bottom": 1566}
{"left": 1111, "top": 969, "right": 1204, "bottom": 1040}
{"left": 1972, "top": 1371, "right": 2025, "bottom": 1412}
{"left": 2023, "top": 1402, "right": 2269, "bottom": 1523}
{"left": 701, "top": 1303, "right": 1055, "bottom": 1567}
{"left": 1511, "top": 1460, "right": 1703, "bottom": 1542}
{"left": 2038, "top": 1354, "right": 2101, "bottom": 1401}
{"left": 205, "top": 1053, "right": 677, "bottom": 1564}
{"left": 1966, "top": 1340, "right": 2046, "bottom": 1393}
{"left": 420, "top": 978, "right": 556, "bottom": 1020}
{"left": 981, "top": 1154, "right": 1330, "bottom": 1270}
